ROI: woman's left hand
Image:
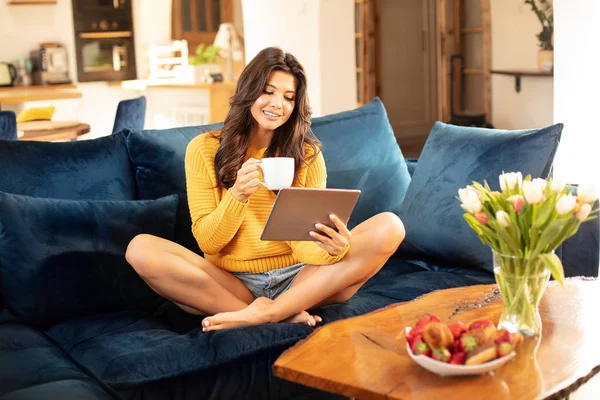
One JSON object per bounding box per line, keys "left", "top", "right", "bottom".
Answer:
{"left": 309, "top": 214, "right": 351, "bottom": 257}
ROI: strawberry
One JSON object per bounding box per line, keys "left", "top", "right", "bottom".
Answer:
{"left": 494, "top": 329, "right": 514, "bottom": 345}
{"left": 447, "top": 321, "right": 467, "bottom": 340}
{"left": 497, "top": 342, "right": 514, "bottom": 358}
{"left": 450, "top": 351, "right": 467, "bottom": 365}
{"left": 456, "top": 334, "right": 478, "bottom": 353}
{"left": 410, "top": 335, "right": 431, "bottom": 356}
{"left": 468, "top": 319, "right": 495, "bottom": 331}
{"left": 432, "top": 347, "right": 451, "bottom": 363}
{"left": 415, "top": 314, "right": 441, "bottom": 330}
{"left": 406, "top": 326, "right": 424, "bottom": 346}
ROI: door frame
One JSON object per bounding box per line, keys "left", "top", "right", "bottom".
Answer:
{"left": 435, "top": 0, "right": 492, "bottom": 122}
{"left": 375, "top": 0, "right": 438, "bottom": 133}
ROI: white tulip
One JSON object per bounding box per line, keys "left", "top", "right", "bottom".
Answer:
{"left": 576, "top": 203, "right": 592, "bottom": 221}
{"left": 550, "top": 178, "right": 567, "bottom": 193}
{"left": 499, "top": 172, "right": 523, "bottom": 192}
{"left": 532, "top": 178, "right": 548, "bottom": 190}
{"left": 556, "top": 194, "right": 577, "bottom": 215}
{"left": 458, "top": 186, "right": 482, "bottom": 214}
{"left": 523, "top": 180, "right": 545, "bottom": 204}
{"left": 577, "top": 183, "right": 599, "bottom": 203}
{"left": 496, "top": 210, "right": 511, "bottom": 227}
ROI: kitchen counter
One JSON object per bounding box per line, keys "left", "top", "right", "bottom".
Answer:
{"left": 108, "top": 80, "right": 236, "bottom": 91}
{"left": 108, "top": 80, "right": 236, "bottom": 124}
{"left": 0, "top": 84, "right": 82, "bottom": 105}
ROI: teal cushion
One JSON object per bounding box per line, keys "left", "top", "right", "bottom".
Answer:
{"left": 0, "top": 192, "right": 178, "bottom": 328}
{"left": 399, "top": 122, "right": 563, "bottom": 272}
{"left": 0, "top": 131, "right": 135, "bottom": 200}
{"left": 312, "top": 97, "right": 411, "bottom": 228}
{"left": 126, "top": 123, "right": 223, "bottom": 254}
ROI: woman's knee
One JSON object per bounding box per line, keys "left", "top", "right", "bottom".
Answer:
{"left": 125, "top": 234, "right": 158, "bottom": 276}
{"left": 373, "top": 212, "right": 405, "bottom": 254}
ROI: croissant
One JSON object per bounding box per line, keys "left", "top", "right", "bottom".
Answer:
{"left": 422, "top": 322, "right": 454, "bottom": 349}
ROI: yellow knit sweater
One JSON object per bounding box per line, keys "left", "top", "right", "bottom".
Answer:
{"left": 185, "top": 131, "right": 348, "bottom": 273}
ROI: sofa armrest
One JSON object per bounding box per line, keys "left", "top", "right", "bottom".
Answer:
{"left": 558, "top": 199, "right": 599, "bottom": 278}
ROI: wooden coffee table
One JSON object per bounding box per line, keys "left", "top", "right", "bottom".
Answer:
{"left": 274, "top": 279, "right": 600, "bottom": 399}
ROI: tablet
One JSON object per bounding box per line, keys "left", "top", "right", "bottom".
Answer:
{"left": 260, "top": 187, "right": 361, "bottom": 241}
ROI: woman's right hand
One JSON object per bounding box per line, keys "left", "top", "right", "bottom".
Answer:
{"left": 230, "top": 158, "right": 263, "bottom": 203}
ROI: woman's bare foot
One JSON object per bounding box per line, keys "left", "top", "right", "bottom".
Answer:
{"left": 202, "top": 297, "right": 273, "bottom": 332}
{"left": 202, "top": 297, "right": 322, "bottom": 332}
{"left": 284, "top": 311, "right": 322, "bottom": 326}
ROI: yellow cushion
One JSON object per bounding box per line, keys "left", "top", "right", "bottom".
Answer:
{"left": 16, "top": 106, "right": 55, "bottom": 123}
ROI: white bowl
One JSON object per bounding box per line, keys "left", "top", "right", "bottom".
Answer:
{"left": 405, "top": 327, "right": 516, "bottom": 377}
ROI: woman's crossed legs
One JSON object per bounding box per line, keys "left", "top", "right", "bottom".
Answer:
{"left": 126, "top": 212, "right": 404, "bottom": 331}
{"left": 126, "top": 234, "right": 320, "bottom": 326}
{"left": 201, "top": 212, "right": 405, "bottom": 331}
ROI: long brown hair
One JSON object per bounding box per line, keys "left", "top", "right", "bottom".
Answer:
{"left": 213, "top": 47, "right": 322, "bottom": 189}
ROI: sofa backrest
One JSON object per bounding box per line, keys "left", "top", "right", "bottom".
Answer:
{"left": 311, "top": 98, "right": 411, "bottom": 229}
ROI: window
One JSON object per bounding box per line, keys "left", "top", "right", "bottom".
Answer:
{"left": 172, "top": 0, "right": 233, "bottom": 52}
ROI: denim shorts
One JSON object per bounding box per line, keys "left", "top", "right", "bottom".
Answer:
{"left": 233, "top": 263, "right": 306, "bottom": 300}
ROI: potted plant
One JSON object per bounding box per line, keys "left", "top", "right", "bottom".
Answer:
{"left": 524, "top": 0, "right": 553, "bottom": 71}
{"left": 188, "top": 44, "right": 221, "bottom": 83}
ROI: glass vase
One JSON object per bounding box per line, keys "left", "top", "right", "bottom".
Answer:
{"left": 493, "top": 251, "right": 552, "bottom": 336}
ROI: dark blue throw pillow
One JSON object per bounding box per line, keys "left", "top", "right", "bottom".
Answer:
{"left": 0, "top": 131, "right": 135, "bottom": 200}
{"left": 312, "top": 97, "right": 411, "bottom": 229}
{"left": 398, "top": 122, "right": 563, "bottom": 272}
{"left": 126, "top": 123, "right": 223, "bottom": 254}
{"left": 0, "top": 192, "right": 179, "bottom": 328}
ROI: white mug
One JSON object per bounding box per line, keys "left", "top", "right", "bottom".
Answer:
{"left": 258, "top": 157, "right": 295, "bottom": 190}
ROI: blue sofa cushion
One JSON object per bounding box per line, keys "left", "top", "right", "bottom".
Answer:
{"left": 126, "top": 123, "right": 223, "bottom": 254}
{"left": 47, "top": 257, "right": 493, "bottom": 388}
{"left": 399, "top": 122, "right": 563, "bottom": 272}
{"left": 0, "top": 324, "right": 118, "bottom": 399}
{"left": 312, "top": 97, "right": 411, "bottom": 228}
{"left": 557, "top": 198, "right": 600, "bottom": 277}
{"left": 0, "top": 131, "right": 135, "bottom": 200}
{"left": 0, "top": 193, "right": 178, "bottom": 328}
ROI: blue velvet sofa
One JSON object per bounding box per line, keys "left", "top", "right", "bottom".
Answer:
{"left": 1, "top": 98, "right": 597, "bottom": 400}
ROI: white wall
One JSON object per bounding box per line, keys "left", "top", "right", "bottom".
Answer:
{"left": 553, "top": 0, "right": 600, "bottom": 188}
{"left": 0, "top": 1, "right": 77, "bottom": 82}
{"left": 490, "top": 0, "right": 554, "bottom": 130}
{"left": 319, "top": 0, "right": 356, "bottom": 117}
{"left": 132, "top": 0, "right": 172, "bottom": 79}
{"left": 241, "top": 0, "right": 356, "bottom": 117}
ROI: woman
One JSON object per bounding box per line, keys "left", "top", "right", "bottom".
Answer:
{"left": 126, "top": 47, "right": 405, "bottom": 332}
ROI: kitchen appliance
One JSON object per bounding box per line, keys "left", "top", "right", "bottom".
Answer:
{"left": 72, "top": 0, "right": 136, "bottom": 82}
{"left": 73, "top": 0, "right": 128, "bottom": 13}
{"left": 30, "top": 43, "right": 72, "bottom": 85}
{"left": 0, "top": 63, "right": 17, "bottom": 87}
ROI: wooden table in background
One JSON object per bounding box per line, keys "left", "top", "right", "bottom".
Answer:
{"left": 18, "top": 121, "right": 90, "bottom": 142}
{"left": 274, "top": 279, "right": 600, "bottom": 400}
{"left": 0, "top": 84, "right": 82, "bottom": 106}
